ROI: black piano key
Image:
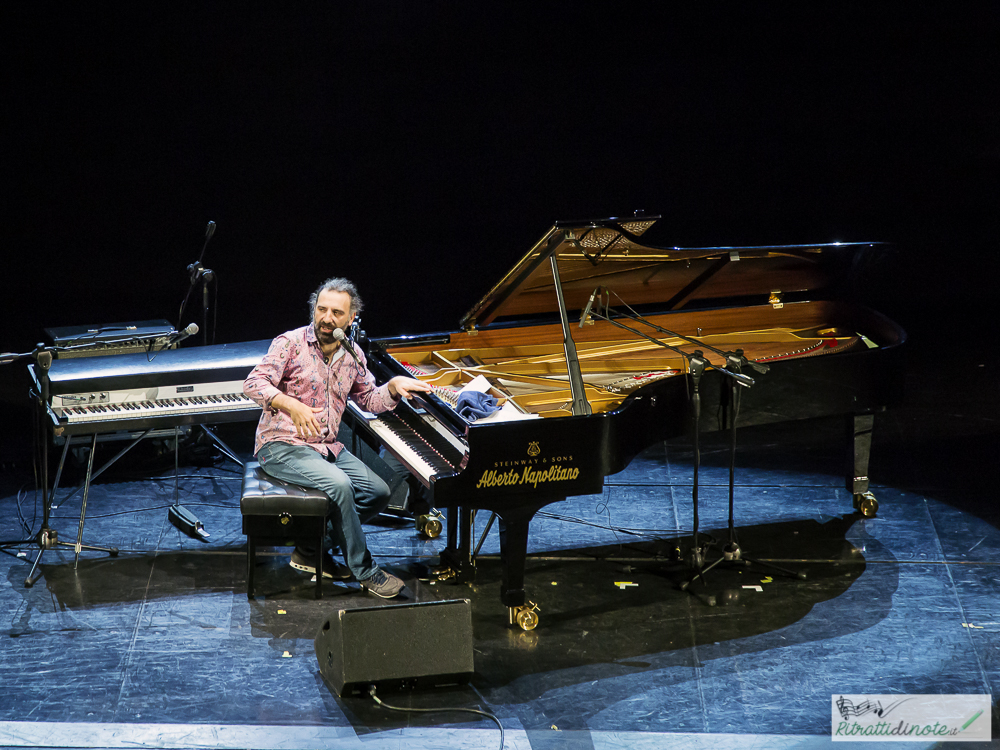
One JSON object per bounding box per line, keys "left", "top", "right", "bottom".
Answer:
{"left": 395, "top": 405, "right": 466, "bottom": 465}
{"left": 374, "top": 408, "right": 465, "bottom": 471}
{"left": 378, "top": 419, "right": 455, "bottom": 474}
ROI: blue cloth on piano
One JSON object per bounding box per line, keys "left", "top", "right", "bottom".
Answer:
{"left": 456, "top": 390, "right": 499, "bottom": 421}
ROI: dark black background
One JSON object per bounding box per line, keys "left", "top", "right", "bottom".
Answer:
{"left": 2, "top": 4, "right": 997, "bottom": 462}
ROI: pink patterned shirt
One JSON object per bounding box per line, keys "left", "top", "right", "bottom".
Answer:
{"left": 243, "top": 325, "right": 398, "bottom": 457}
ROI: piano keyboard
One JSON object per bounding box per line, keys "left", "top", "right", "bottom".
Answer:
{"left": 57, "top": 393, "right": 257, "bottom": 425}
{"left": 52, "top": 379, "right": 259, "bottom": 426}
{"left": 348, "top": 401, "right": 467, "bottom": 485}
{"left": 38, "top": 339, "right": 271, "bottom": 436}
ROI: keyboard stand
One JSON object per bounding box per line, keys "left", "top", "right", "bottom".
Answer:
{"left": 24, "top": 427, "right": 124, "bottom": 587}
{"left": 10, "top": 341, "right": 266, "bottom": 587}
{"left": 26, "top": 421, "right": 245, "bottom": 586}
{"left": 198, "top": 424, "right": 243, "bottom": 467}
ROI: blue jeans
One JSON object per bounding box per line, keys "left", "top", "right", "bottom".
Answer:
{"left": 256, "top": 441, "right": 390, "bottom": 581}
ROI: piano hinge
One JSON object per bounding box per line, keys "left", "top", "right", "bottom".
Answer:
{"left": 769, "top": 290, "right": 783, "bottom": 309}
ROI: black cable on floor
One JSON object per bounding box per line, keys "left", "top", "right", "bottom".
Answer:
{"left": 50, "top": 500, "right": 240, "bottom": 520}
{"left": 369, "top": 684, "right": 504, "bottom": 750}
{"left": 535, "top": 509, "right": 686, "bottom": 538}
{"left": 16, "top": 482, "right": 37, "bottom": 537}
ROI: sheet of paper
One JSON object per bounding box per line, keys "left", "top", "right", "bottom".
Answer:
{"left": 458, "top": 374, "right": 493, "bottom": 394}
{"left": 473, "top": 400, "right": 540, "bottom": 423}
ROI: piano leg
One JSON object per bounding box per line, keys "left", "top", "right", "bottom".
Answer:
{"left": 849, "top": 412, "right": 879, "bottom": 517}
{"left": 439, "top": 506, "right": 476, "bottom": 583}
{"left": 498, "top": 506, "right": 542, "bottom": 630}
{"left": 439, "top": 504, "right": 543, "bottom": 629}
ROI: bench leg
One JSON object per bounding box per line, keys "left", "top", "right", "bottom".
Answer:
{"left": 315, "top": 526, "right": 324, "bottom": 599}
{"left": 247, "top": 534, "right": 256, "bottom": 599}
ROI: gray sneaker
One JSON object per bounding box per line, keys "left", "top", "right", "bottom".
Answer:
{"left": 361, "top": 569, "right": 405, "bottom": 599}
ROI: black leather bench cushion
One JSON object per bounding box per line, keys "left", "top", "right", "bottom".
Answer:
{"left": 240, "top": 462, "right": 328, "bottom": 516}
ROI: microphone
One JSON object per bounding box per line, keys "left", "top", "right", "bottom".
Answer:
{"left": 579, "top": 287, "right": 600, "bottom": 328}
{"left": 333, "top": 328, "right": 361, "bottom": 365}
{"left": 171, "top": 323, "right": 200, "bottom": 344}
{"left": 205, "top": 221, "right": 216, "bottom": 240}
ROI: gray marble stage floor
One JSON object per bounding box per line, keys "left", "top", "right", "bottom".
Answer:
{"left": 1, "top": 338, "right": 997, "bottom": 749}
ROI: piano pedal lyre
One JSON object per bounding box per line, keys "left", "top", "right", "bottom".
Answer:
{"left": 853, "top": 492, "right": 879, "bottom": 518}
{"left": 414, "top": 509, "right": 444, "bottom": 539}
{"left": 509, "top": 601, "right": 540, "bottom": 631}
{"left": 420, "top": 564, "right": 458, "bottom": 585}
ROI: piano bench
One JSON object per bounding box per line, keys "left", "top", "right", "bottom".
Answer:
{"left": 240, "top": 461, "right": 329, "bottom": 600}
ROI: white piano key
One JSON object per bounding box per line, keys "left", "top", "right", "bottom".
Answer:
{"left": 363, "top": 418, "right": 438, "bottom": 483}
{"left": 61, "top": 394, "right": 258, "bottom": 423}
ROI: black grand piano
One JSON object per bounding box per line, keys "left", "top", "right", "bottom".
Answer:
{"left": 349, "top": 215, "right": 906, "bottom": 629}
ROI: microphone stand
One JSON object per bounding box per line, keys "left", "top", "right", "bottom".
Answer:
{"left": 173, "top": 222, "right": 232, "bottom": 537}
{"left": 178, "top": 221, "right": 216, "bottom": 346}
{"left": 687, "top": 351, "right": 707, "bottom": 574}
{"left": 0, "top": 346, "right": 52, "bottom": 558}
{"left": 679, "top": 350, "right": 805, "bottom": 593}
{"left": 594, "top": 300, "right": 801, "bottom": 585}
{"left": 585, "top": 309, "right": 750, "bottom": 578}
{"left": 586, "top": 305, "right": 803, "bottom": 593}
{"left": 596, "top": 293, "right": 771, "bottom": 380}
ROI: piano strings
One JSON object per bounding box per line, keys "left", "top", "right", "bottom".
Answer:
{"left": 384, "top": 324, "right": 866, "bottom": 418}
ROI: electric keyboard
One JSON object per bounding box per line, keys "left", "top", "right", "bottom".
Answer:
{"left": 39, "top": 340, "right": 271, "bottom": 436}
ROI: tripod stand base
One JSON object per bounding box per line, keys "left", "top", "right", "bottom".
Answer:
{"left": 23, "top": 528, "right": 119, "bottom": 587}
{"left": 679, "top": 542, "right": 806, "bottom": 594}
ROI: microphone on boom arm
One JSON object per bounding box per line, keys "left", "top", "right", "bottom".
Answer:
{"left": 579, "top": 287, "right": 601, "bottom": 328}
{"left": 333, "top": 328, "right": 361, "bottom": 366}
{"left": 170, "top": 323, "right": 200, "bottom": 345}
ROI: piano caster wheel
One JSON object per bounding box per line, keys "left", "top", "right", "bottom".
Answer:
{"left": 509, "top": 602, "right": 540, "bottom": 631}
{"left": 854, "top": 492, "right": 879, "bottom": 518}
{"left": 415, "top": 510, "right": 444, "bottom": 539}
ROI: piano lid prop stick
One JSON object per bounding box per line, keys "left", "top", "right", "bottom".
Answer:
{"left": 548, "top": 255, "right": 592, "bottom": 416}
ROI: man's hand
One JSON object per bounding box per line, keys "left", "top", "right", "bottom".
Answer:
{"left": 271, "top": 394, "right": 325, "bottom": 438}
{"left": 388, "top": 375, "right": 433, "bottom": 400}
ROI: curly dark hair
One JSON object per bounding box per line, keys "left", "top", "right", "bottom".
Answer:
{"left": 307, "top": 277, "right": 363, "bottom": 320}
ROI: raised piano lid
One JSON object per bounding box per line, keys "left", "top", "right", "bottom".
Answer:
{"left": 459, "top": 215, "right": 883, "bottom": 331}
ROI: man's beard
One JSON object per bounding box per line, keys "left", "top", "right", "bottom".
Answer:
{"left": 315, "top": 323, "right": 336, "bottom": 345}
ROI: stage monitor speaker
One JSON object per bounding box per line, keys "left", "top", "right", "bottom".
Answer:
{"left": 314, "top": 598, "right": 474, "bottom": 697}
